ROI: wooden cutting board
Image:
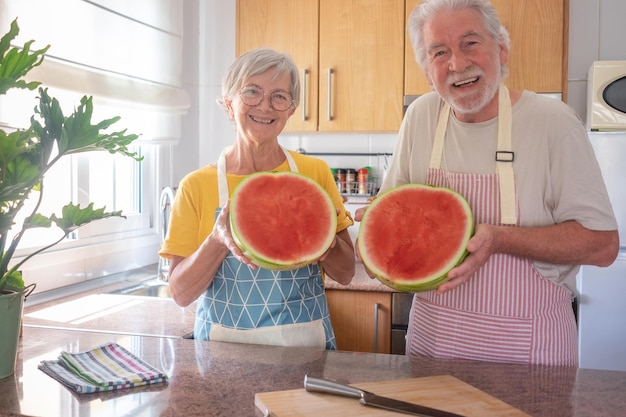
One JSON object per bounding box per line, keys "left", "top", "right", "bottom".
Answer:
{"left": 255, "top": 375, "right": 530, "bottom": 417}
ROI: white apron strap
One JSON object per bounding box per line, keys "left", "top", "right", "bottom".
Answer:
{"left": 495, "top": 86, "right": 516, "bottom": 224}
{"left": 428, "top": 85, "right": 516, "bottom": 224}
{"left": 282, "top": 146, "right": 298, "bottom": 172}
{"left": 217, "top": 146, "right": 232, "bottom": 208}
{"left": 217, "top": 145, "right": 298, "bottom": 207}
{"left": 429, "top": 103, "right": 451, "bottom": 170}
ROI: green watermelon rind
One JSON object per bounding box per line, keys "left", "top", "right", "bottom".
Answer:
{"left": 230, "top": 171, "right": 337, "bottom": 271}
{"left": 358, "top": 183, "right": 474, "bottom": 292}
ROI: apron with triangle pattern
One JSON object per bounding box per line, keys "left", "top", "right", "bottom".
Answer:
{"left": 407, "top": 86, "right": 578, "bottom": 365}
{"left": 193, "top": 146, "right": 336, "bottom": 349}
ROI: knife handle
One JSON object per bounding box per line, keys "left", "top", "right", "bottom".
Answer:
{"left": 304, "top": 375, "right": 364, "bottom": 399}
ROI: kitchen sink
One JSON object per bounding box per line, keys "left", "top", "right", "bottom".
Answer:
{"left": 108, "top": 279, "right": 172, "bottom": 298}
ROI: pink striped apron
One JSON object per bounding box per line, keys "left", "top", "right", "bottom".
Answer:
{"left": 406, "top": 86, "right": 578, "bottom": 366}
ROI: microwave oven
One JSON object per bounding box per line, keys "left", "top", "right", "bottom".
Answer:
{"left": 587, "top": 60, "right": 626, "bottom": 131}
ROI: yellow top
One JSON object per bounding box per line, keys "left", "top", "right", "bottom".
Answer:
{"left": 159, "top": 150, "right": 353, "bottom": 259}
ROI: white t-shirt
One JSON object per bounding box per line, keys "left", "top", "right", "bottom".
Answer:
{"left": 382, "top": 91, "right": 617, "bottom": 291}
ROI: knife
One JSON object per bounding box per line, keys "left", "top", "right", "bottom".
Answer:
{"left": 303, "top": 375, "right": 465, "bottom": 417}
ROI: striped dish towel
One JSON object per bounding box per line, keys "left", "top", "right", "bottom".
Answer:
{"left": 38, "top": 342, "right": 168, "bottom": 394}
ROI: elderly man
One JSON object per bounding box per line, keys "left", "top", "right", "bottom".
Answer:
{"left": 360, "top": 0, "right": 618, "bottom": 366}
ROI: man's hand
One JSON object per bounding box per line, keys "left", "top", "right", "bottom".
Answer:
{"left": 436, "top": 224, "right": 494, "bottom": 293}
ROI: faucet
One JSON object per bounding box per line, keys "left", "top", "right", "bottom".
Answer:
{"left": 158, "top": 186, "right": 176, "bottom": 282}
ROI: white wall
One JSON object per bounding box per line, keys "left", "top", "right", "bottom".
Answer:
{"left": 176, "top": 0, "right": 236, "bottom": 185}
{"left": 176, "top": 0, "right": 626, "bottom": 189}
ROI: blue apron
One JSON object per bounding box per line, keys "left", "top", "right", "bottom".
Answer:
{"left": 193, "top": 146, "right": 336, "bottom": 349}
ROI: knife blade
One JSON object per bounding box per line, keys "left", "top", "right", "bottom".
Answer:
{"left": 303, "top": 375, "right": 465, "bottom": 417}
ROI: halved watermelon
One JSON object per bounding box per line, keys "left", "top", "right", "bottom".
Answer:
{"left": 230, "top": 171, "right": 337, "bottom": 270}
{"left": 358, "top": 184, "right": 473, "bottom": 292}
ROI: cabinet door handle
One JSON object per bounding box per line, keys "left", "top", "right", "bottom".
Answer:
{"left": 327, "top": 68, "right": 333, "bottom": 121}
{"left": 373, "top": 302, "right": 380, "bottom": 353}
{"left": 301, "top": 68, "right": 308, "bottom": 121}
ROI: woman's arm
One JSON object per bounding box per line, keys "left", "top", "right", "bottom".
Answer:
{"left": 318, "top": 228, "right": 356, "bottom": 285}
{"left": 168, "top": 239, "right": 227, "bottom": 307}
{"left": 167, "top": 201, "right": 254, "bottom": 307}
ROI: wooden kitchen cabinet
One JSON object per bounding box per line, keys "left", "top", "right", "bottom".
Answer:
{"left": 404, "top": 0, "right": 569, "bottom": 99}
{"left": 326, "top": 289, "right": 391, "bottom": 353}
{"left": 236, "top": 0, "right": 319, "bottom": 132}
{"left": 236, "top": 0, "right": 404, "bottom": 132}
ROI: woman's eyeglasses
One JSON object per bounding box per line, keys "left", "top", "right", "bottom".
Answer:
{"left": 237, "top": 85, "right": 294, "bottom": 111}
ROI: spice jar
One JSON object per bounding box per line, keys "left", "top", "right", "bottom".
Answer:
{"left": 358, "top": 167, "right": 369, "bottom": 194}
{"left": 345, "top": 168, "right": 356, "bottom": 194}
{"left": 336, "top": 168, "right": 346, "bottom": 193}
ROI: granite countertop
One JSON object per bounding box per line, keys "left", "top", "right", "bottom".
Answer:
{"left": 7, "top": 269, "right": 625, "bottom": 416}
{"left": 3, "top": 326, "right": 626, "bottom": 417}
{"left": 19, "top": 261, "right": 386, "bottom": 343}
{"left": 22, "top": 275, "right": 196, "bottom": 338}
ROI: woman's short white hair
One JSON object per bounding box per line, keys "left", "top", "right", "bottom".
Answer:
{"left": 217, "top": 47, "right": 300, "bottom": 112}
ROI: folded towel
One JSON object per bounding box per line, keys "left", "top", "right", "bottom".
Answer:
{"left": 38, "top": 342, "right": 167, "bottom": 394}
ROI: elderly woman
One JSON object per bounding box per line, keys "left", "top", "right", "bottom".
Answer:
{"left": 159, "top": 48, "right": 355, "bottom": 349}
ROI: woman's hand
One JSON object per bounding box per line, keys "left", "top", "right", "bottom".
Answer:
{"left": 314, "top": 208, "right": 343, "bottom": 263}
{"left": 168, "top": 200, "right": 259, "bottom": 306}
{"left": 212, "top": 200, "right": 257, "bottom": 268}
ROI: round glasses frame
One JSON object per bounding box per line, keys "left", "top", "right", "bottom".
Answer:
{"left": 237, "top": 85, "right": 295, "bottom": 111}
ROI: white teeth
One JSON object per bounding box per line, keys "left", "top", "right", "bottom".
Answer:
{"left": 250, "top": 115, "right": 273, "bottom": 124}
{"left": 454, "top": 77, "right": 478, "bottom": 87}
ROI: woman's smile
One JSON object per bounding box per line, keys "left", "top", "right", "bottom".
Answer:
{"left": 249, "top": 114, "right": 276, "bottom": 124}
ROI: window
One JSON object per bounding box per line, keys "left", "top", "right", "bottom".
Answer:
{"left": 10, "top": 145, "right": 154, "bottom": 252}
{"left": 1, "top": 0, "right": 187, "bottom": 291}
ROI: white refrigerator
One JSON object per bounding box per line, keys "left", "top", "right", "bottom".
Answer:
{"left": 577, "top": 131, "right": 626, "bottom": 371}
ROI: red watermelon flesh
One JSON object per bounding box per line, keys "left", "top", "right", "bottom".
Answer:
{"left": 358, "top": 184, "right": 473, "bottom": 292}
{"left": 230, "top": 171, "right": 337, "bottom": 270}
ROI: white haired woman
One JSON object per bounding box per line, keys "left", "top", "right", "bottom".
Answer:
{"left": 160, "top": 48, "right": 355, "bottom": 349}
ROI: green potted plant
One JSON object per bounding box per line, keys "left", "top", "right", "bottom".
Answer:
{"left": 0, "top": 18, "right": 142, "bottom": 379}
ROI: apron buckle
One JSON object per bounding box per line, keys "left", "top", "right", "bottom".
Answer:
{"left": 495, "top": 150, "right": 515, "bottom": 162}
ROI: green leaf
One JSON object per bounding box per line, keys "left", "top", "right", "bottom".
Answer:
{"left": 48, "top": 202, "right": 126, "bottom": 233}
{"left": 0, "top": 18, "right": 49, "bottom": 95}
{"left": 31, "top": 89, "right": 143, "bottom": 161}
{"left": 0, "top": 129, "right": 42, "bottom": 210}
{"left": 3, "top": 270, "right": 24, "bottom": 291}
{"left": 27, "top": 213, "right": 52, "bottom": 228}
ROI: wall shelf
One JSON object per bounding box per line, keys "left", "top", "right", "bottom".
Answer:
{"left": 296, "top": 149, "right": 392, "bottom": 197}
